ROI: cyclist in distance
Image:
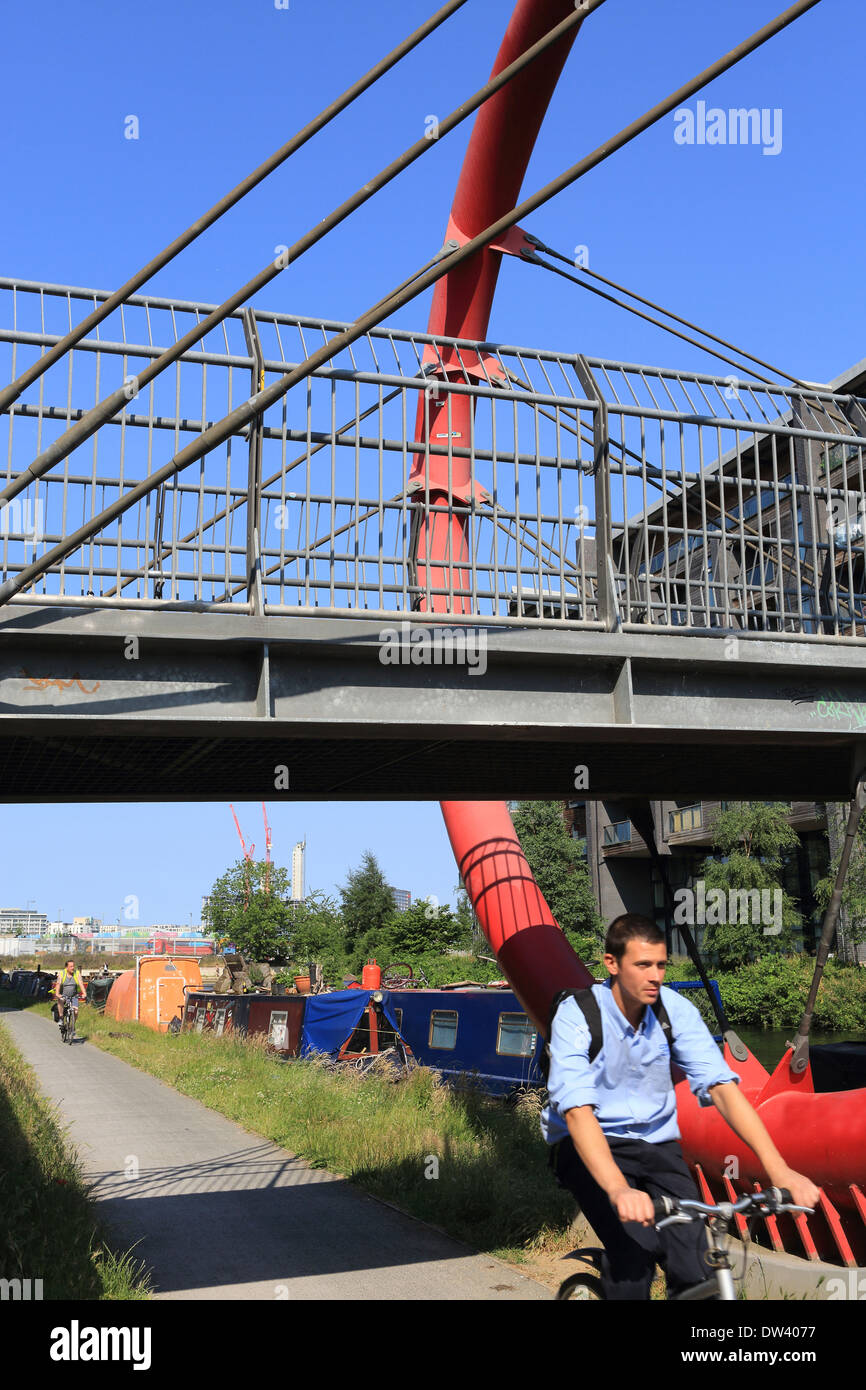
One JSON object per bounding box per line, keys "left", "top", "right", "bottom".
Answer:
{"left": 543, "top": 913, "right": 821, "bottom": 1300}
{"left": 52, "top": 959, "right": 86, "bottom": 1039}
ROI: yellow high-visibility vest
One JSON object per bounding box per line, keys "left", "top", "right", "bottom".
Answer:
{"left": 54, "top": 969, "right": 84, "bottom": 997}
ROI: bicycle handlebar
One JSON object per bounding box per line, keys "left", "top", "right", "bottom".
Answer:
{"left": 652, "top": 1188, "right": 807, "bottom": 1223}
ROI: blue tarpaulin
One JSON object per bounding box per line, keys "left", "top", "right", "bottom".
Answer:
{"left": 299, "top": 988, "right": 406, "bottom": 1057}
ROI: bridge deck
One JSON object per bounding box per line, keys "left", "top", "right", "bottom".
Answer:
{"left": 1, "top": 608, "right": 862, "bottom": 800}
{"left": 2, "top": 279, "right": 866, "bottom": 800}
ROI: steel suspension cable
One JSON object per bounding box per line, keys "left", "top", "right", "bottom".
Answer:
{"left": 0, "top": 0, "right": 822, "bottom": 606}
{"left": 0, "top": 0, "right": 470, "bottom": 418}
{"left": 0, "top": 0, "right": 604, "bottom": 510}
{"left": 522, "top": 246, "right": 806, "bottom": 388}
{"left": 526, "top": 235, "right": 811, "bottom": 388}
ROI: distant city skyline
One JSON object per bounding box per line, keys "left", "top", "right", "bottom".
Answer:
{"left": 0, "top": 801, "right": 464, "bottom": 931}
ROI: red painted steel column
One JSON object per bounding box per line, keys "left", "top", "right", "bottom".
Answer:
{"left": 442, "top": 801, "right": 593, "bottom": 1030}
{"left": 412, "top": 0, "right": 582, "bottom": 616}
{"left": 412, "top": 2, "right": 594, "bottom": 1031}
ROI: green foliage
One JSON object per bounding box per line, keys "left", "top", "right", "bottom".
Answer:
{"left": 357, "top": 897, "right": 473, "bottom": 971}
{"left": 656, "top": 952, "right": 866, "bottom": 1032}
{"left": 698, "top": 803, "right": 800, "bottom": 969}
{"left": 205, "top": 858, "right": 294, "bottom": 963}
{"left": 339, "top": 851, "right": 396, "bottom": 955}
{"left": 285, "top": 891, "right": 347, "bottom": 978}
{"left": 712, "top": 955, "right": 866, "bottom": 1031}
{"left": 815, "top": 808, "right": 866, "bottom": 956}
{"left": 453, "top": 886, "right": 478, "bottom": 946}
{"left": 511, "top": 801, "right": 604, "bottom": 961}
{"left": 384, "top": 951, "right": 505, "bottom": 988}
{"left": 0, "top": 1022, "right": 151, "bottom": 1299}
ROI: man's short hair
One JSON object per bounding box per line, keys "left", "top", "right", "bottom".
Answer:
{"left": 604, "top": 913, "right": 665, "bottom": 961}
{"left": 65, "top": 959, "right": 75, "bottom": 967}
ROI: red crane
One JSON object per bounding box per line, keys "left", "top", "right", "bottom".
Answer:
{"left": 262, "top": 802, "right": 272, "bottom": 896}
{"left": 229, "top": 803, "right": 255, "bottom": 910}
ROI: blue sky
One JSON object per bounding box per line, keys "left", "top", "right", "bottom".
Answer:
{"left": 0, "top": 0, "right": 862, "bottom": 924}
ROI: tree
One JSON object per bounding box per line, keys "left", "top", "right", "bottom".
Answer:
{"left": 511, "top": 801, "right": 605, "bottom": 960}
{"left": 698, "top": 803, "right": 799, "bottom": 970}
{"left": 453, "top": 884, "right": 479, "bottom": 949}
{"left": 286, "top": 890, "right": 345, "bottom": 962}
{"left": 339, "top": 851, "right": 396, "bottom": 955}
{"left": 205, "top": 858, "right": 294, "bottom": 963}
{"left": 816, "top": 803, "right": 866, "bottom": 964}
{"left": 372, "top": 898, "right": 464, "bottom": 961}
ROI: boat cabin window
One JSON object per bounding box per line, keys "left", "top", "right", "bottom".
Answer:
{"left": 214, "top": 1006, "right": 229, "bottom": 1037}
{"left": 497, "top": 1012, "right": 537, "bottom": 1057}
{"left": 429, "top": 1010, "right": 458, "bottom": 1050}
{"left": 194, "top": 1006, "right": 206, "bottom": 1033}
{"left": 268, "top": 1011, "right": 289, "bottom": 1050}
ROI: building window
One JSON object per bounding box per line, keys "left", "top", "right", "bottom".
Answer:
{"left": 429, "top": 1010, "right": 458, "bottom": 1049}
{"left": 604, "top": 820, "right": 632, "bottom": 846}
{"left": 669, "top": 804, "right": 703, "bottom": 834}
{"left": 496, "top": 1013, "right": 537, "bottom": 1057}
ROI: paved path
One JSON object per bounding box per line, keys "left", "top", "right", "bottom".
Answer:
{"left": 0, "top": 1007, "right": 548, "bottom": 1301}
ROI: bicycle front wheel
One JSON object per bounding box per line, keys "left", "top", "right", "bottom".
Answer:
{"left": 555, "top": 1272, "right": 605, "bottom": 1301}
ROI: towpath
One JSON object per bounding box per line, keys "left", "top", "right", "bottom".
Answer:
{"left": 0, "top": 1006, "right": 548, "bottom": 1301}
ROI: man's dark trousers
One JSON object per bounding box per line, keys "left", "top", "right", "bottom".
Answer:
{"left": 551, "top": 1135, "right": 710, "bottom": 1299}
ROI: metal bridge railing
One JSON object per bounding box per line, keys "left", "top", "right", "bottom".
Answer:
{"left": 2, "top": 276, "right": 865, "bottom": 639}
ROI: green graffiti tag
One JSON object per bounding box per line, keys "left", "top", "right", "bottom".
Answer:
{"left": 793, "top": 687, "right": 866, "bottom": 731}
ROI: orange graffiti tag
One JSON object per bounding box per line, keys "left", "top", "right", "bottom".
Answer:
{"left": 21, "top": 669, "right": 101, "bottom": 695}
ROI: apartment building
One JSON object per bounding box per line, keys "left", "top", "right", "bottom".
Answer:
{"left": 565, "top": 798, "right": 830, "bottom": 956}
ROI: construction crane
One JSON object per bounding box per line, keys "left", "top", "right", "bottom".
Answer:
{"left": 229, "top": 804, "right": 255, "bottom": 910}
{"left": 262, "top": 802, "right": 272, "bottom": 896}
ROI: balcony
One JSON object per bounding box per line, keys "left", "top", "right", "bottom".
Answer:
{"left": 604, "top": 819, "right": 632, "bottom": 846}
{"left": 669, "top": 804, "right": 703, "bottom": 835}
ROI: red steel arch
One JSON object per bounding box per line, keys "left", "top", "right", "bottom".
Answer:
{"left": 411, "top": 0, "right": 594, "bottom": 1030}
{"left": 410, "top": 0, "right": 866, "bottom": 1258}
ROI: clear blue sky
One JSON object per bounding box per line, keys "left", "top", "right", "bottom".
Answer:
{"left": 0, "top": 0, "right": 861, "bottom": 924}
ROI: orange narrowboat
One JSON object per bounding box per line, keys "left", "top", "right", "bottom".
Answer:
{"left": 105, "top": 955, "right": 202, "bottom": 1032}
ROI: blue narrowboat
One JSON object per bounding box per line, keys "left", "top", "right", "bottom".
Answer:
{"left": 181, "top": 979, "right": 723, "bottom": 1095}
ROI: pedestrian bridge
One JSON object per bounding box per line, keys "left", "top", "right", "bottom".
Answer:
{"left": 2, "top": 276, "right": 865, "bottom": 801}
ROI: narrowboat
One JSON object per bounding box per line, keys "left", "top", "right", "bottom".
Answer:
{"left": 183, "top": 991, "right": 305, "bottom": 1055}
{"left": 180, "top": 978, "right": 721, "bottom": 1096}
{"left": 105, "top": 955, "right": 202, "bottom": 1032}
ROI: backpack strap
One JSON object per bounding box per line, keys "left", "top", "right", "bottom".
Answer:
{"left": 650, "top": 996, "right": 673, "bottom": 1048}
{"left": 651, "top": 997, "right": 678, "bottom": 1084}
{"left": 541, "top": 990, "right": 675, "bottom": 1082}
{"left": 541, "top": 987, "right": 603, "bottom": 1081}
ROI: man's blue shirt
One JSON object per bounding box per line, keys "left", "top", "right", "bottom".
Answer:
{"left": 540, "top": 980, "right": 740, "bottom": 1145}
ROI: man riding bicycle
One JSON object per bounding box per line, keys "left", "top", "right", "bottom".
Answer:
{"left": 52, "top": 959, "right": 85, "bottom": 1039}
{"left": 543, "top": 913, "right": 820, "bottom": 1300}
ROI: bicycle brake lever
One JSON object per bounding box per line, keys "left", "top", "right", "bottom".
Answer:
{"left": 656, "top": 1214, "right": 694, "bottom": 1230}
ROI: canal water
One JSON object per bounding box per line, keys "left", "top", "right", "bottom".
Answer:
{"left": 732, "top": 1026, "right": 864, "bottom": 1070}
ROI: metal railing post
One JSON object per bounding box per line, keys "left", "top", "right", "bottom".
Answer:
{"left": 575, "top": 355, "right": 618, "bottom": 630}
{"left": 242, "top": 308, "right": 265, "bottom": 613}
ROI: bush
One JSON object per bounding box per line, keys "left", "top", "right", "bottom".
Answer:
{"left": 713, "top": 955, "right": 866, "bottom": 1031}
{"left": 660, "top": 953, "right": 866, "bottom": 1032}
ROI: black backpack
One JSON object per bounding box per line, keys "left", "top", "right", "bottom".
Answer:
{"left": 540, "top": 987, "right": 675, "bottom": 1083}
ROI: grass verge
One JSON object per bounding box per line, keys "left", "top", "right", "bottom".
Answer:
{"left": 0, "top": 1015, "right": 151, "bottom": 1299}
